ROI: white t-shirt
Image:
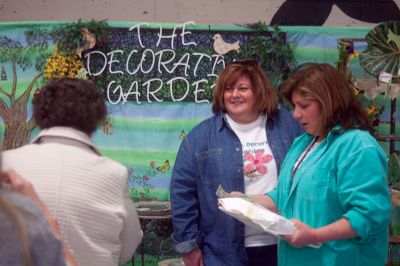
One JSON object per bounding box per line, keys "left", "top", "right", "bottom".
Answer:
{"left": 225, "top": 114, "right": 278, "bottom": 247}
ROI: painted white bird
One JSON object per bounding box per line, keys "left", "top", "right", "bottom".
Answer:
{"left": 212, "top": 34, "right": 240, "bottom": 55}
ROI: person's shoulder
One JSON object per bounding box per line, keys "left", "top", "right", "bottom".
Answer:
{"left": 274, "top": 106, "right": 295, "bottom": 121}
{"left": 334, "top": 129, "right": 383, "bottom": 152}
{"left": 271, "top": 106, "right": 303, "bottom": 135}
{"left": 338, "top": 129, "right": 375, "bottom": 143}
{"left": 276, "top": 106, "right": 291, "bottom": 115}
{"left": 2, "top": 144, "right": 33, "bottom": 156}
{"left": 193, "top": 115, "right": 218, "bottom": 129}
{"left": 186, "top": 115, "right": 219, "bottom": 137}
{"left": 93, "top": 156, "right": 128, "bottom": 177}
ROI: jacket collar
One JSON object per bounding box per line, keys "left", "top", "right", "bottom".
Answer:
{"left": 285, "top": 124, "right": 343, "bottom": 201}
{"left": 217, "top": 112, "right": 227, "bottom": 131}
{"left": 31, "top": 127, "right": 102, "bottom": 156}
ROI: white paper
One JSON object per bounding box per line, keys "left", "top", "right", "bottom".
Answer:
{"left": 218, "top": 197, "right": 294, "bottom": 235}
{"left": 218, "top": 197, "right": 321, "bottom": 248}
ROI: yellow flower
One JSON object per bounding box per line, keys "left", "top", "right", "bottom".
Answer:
{"left": 44, "top": 46, "right": 84, "bottom": 79}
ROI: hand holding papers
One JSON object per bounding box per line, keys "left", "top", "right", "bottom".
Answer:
{"left": 216, "top": 185, "right": 321, "bottom": 248}
{"left": 217, "top": 194, "right": 295, "bottom": 236}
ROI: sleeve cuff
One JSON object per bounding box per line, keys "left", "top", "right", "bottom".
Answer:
{"left": 173, "top": 238, "right": 199, "bottom": 254}
{"left": 266, "top": 189, "right": 278, "bottom": 205}
{"left": 343, "top": 210, "right": 371, "bottom": 242}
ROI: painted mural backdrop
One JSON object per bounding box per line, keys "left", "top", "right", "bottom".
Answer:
{"left": 0, "top": 21, "right": 292, "bottom": 202}
{"left": 2, "top": 20, "right": 400, "bottom": 200}
{"left": 0, "top": 21, "right": 394, "bottom": 202}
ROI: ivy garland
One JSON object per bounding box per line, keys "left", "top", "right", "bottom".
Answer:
{"left": 240, "top": 22, "right": 296, "bottom": 90}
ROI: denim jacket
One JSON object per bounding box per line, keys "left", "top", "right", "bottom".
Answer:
{"left": 170, "top": 108, "right": 303, "bottom": 266}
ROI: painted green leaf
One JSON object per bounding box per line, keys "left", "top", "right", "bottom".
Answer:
{"left": 359, "top": 21, "right": 400, "bottom": 77}
{"left": 388, "top": 153, "right": 400, "bottom": 185}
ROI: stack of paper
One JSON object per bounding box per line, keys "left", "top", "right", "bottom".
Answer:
{"left": 218, "top": 197, "right": 295, "bottom": 236}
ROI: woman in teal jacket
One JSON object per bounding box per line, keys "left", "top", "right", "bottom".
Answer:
{"left": 255, "top": 63, "right": 390, "bottom": 266}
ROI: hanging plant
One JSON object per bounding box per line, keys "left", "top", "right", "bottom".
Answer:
{"left": 240, "top": 22, "right": 296, "bottom": 88}
{"left": 51, "top": 19, "right": 109, "bottom": 57}
{"left": 359, "top": 20, "right": 400, "bottom": 77}
{"left": 43, "top": 19, "right": 110, "bottom": 80}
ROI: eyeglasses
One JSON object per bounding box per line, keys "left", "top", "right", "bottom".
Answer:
{"left": 228, "top": 58, "right": 260, "bottom": 67}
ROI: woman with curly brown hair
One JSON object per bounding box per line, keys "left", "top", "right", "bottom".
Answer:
{"left": 2, "top": 78, "right": 142, "bottom": 266}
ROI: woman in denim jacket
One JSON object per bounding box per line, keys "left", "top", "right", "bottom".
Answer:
{"left": 170, "top": 59, "right": 303, "bottom": 266}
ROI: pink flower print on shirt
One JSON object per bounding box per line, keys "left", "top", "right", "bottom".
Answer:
{"left": 243, "top": 151, "right": 273, "bottom": 179}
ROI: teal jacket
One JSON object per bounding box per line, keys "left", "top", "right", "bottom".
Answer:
{"left": 268, "top": 126, "right": 391, "bottom": 266}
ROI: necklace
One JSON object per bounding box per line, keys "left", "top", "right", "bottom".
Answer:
{"left": 291, "top": 136, "right": 319, "bottom": 183}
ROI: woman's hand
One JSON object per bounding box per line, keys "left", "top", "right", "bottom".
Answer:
{"left": 229, "top": 192, "right": 277, "bottom": 211}
{"left": 183, "top": 248, "right": 204, "bottom": 266}
{"left": 282, "top": 219, "right": 318, "bottom": 248}
{"left": 230, "top": 191, "right": 245, "bottom": 197}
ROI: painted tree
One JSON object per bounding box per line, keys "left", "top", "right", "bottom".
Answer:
{"left": 0, "top": 21, "right": 108, "bottom": 150}
{"left": 0, "top": 30, "right": 51, "bottom": 150}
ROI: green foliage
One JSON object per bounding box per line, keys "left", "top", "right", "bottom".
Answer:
{"left": 360, "top": 21, "right": 400, "bottom": 77}
{"left": 240, "top": 22, "right": 296, "bottom": 89}
{"left": 51, "top": 19, "right": 109, "bottom": 56}
{"left": 25, "top": 28, "right": 52, "bottom": 50}
{"left": 389, "top": 153, "right": 400, "bottom": 185}
{"left": 0, "top": 36, "right": 36, "bottom": 71}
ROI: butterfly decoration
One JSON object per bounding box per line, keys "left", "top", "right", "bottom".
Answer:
{"left": 156, "top": 160, "right": 171, "bottom": 173}
{"left": 179, "top": 130, "right": 186, "bottom": 140}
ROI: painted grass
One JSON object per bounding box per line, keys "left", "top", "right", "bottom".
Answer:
{"left": 113, "top": 116, "right": 203, "bottom": 131}
{"left": 130, "top": 188, "right": 170, "bottom": 202}
{"left": 99, "top": 148, "right": 177, "bottom": 166}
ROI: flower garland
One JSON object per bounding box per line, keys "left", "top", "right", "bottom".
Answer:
{"left": 43, "top": 48, "right": 83, "bottom": 79}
